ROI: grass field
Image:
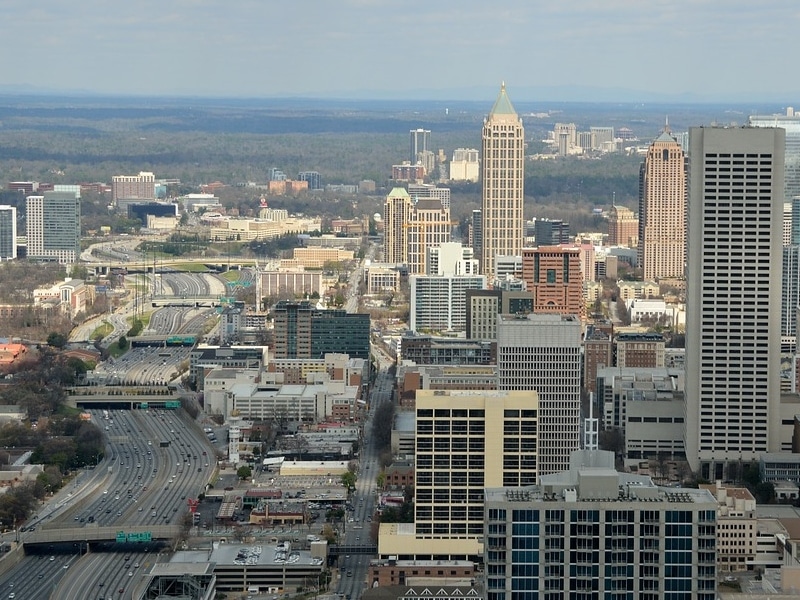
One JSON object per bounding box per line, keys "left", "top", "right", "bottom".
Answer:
{"left": 90, "top": 321, "right": 113, "bottom": 341}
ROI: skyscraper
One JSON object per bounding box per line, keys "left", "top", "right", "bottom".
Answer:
{"left": 26, "top": 191, "right": 81, "bottom": 264}
{"left": 638, "top": 127, "right": 686, "bottom": 280}
{"left": 383, "top": 188, "right": 413, "bottom": 264}
{"left": 606, "top": 204, "right": 638, "bottom": 247}
{"left": 111, "top": 171, "right": 155, "bottom": 205}
{"left": 497, "top": 313, "right": 582, "bottom": 477}
{"left": 0, "top": 205, "right": 16, "bottom": 260}
{"left": 685, "top": 127, "right": 785, "bottom": 479}
{"left": 409, "top": 128, "right": 430, "bottom": 165}
{"left": 521, "top": 246, "right": 585, "bottom": 318}
{"left": 481, "top": 84, "right": 524, "bottom": 278}
{"left": 749, "top": 108, "right": 800, "bottom": 203}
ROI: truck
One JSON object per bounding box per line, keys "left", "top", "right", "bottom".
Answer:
{"left": 159, "top": 440, "right": 170, "bottom": 447}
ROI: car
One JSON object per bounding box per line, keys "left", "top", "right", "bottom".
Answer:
{"left": 346, "top": 570, "right": 353, "bottom": 577}
{"left": 9, "top": 593, "right": 15, "bottom": 599}
{"left": 49, "top": 556, "right": 55, "bottom": 561}
{"left": 133, "top": 562, "right": 139, "bottom": 568}
{"left": 99, "top": 582, "right": 104, "bottom": 587}
{"left": 128, "top": 571, "right": 133, "bottom": 577}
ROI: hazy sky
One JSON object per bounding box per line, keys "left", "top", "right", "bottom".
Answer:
{"left": 2, "top": 0, "right": 799, "bottom": 101}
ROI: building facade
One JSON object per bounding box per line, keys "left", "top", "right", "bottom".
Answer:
{"left": 481, "top": 84, "right": 524, "bottom": 278}
{"left": 271, "top": 301, "right": 370, "bottom": 360}
{"left": 112, "top": 171, "right": 155, "bottom": 204}
{"left": 607, "top": 204, "right": 638, "bottom": 247}
{"left": 497, "top": 313, "right": 582, "bottom": 477}
{"left": 26, "top": 192, "right": 81, "bottom": 264}
{"left": 521, "top": 246, "right": 585, "bottom": 318}
{"left": 638, "top": 128, "right": 687, "bottom": 280}
{"left": 409, "top": 274, "right": 486, "bottom": 333}
{"left": 406, "top": 199, "right": 452, "bottom": 275}
{"left": 484, "top": 450, "right": 717, "bottom": 600}
{"left": 0, "top": 205, "right": 16, "bottom": 260}
{"left": 750, "top": 108, "right": 800, "bottom": 203}
{"left": 685, "top": 126, "right": 785, "bottom": 477}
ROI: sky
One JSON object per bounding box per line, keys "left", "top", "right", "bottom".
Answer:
{"left": 2, "top": 0, "right": 799, "bottom": 102}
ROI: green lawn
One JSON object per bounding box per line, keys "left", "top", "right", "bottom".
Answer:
{"left": 171, "top": 262, "right": 209, "bottom": 272}
{"left": 90, "top": 321, "right": 113, "bottom": 341}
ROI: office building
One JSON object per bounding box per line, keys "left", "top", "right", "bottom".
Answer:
{"left": 481, "top": 84, "right": 524, "bottom": 278}
{"left": 409, "top": 273, "right": 485, "bottom": 333}
{"left": 521, "top": 246, "right": 584, "bottom": 318}
{"left": 470, "top": 209, "right": 482, "bottom": 263}
{"left": 750, "top": 107, "right": 800, "bottom": 203}
{"left": 638, "top": 127, "right": 687, "bottom": 280}
{"left": 465, "top": 289, "right": 534, "bottom": 339}
{"left": 583, "top": 323, "right": 613, "bottom": 393}
{"left": 497, "top": 313, "right": 582, "bottom": 477}
{"left": 782, "top": 245, "right": 800, "bottom": 337}
{"left": 0, "top": 205, "right": 16, "bottom": 260}
{"left": 533, "top": 218, "right": 570, "bottom": 246}
{"left": 685, "top": 126, "right": 785, "bottom": 478}
{"left": 590, "top": 126, "right": 615, "bottom": 150}
{"left": 449, "top": 148, "right": 480, "bottom": 182}
{"left": 409, "top": 128, "right": 431, "bottom": 165}
{"left": 26, "top": 191, "right": 81, "bottom": 264}
{"left": 607, "top": 204, "right": 638, "bottom": 247}
{"left": 408, "top": 183, "right": 451, "bottom": 211}
{"left": 414, "top": 389, "right": 540, "bottom": 539}
{"left": 400, "top": 332, "right": 496, "bottom": 366}
{"left": 298, "top": 171, "right": 322, "bottom": 190}
{"left": 112, "top": 171, "right": 155, "bottom": 204}
{"left": 271, "top": 301, "right": 370, "bottom": 360}
{"left": 698, "top": 480, "right": 757, "bottom": 573}
{"left": 425, "top": 242, "right": 478, "bottom": 276}
{"left": 484, "top": 449, "right": 717, "bottom": 600}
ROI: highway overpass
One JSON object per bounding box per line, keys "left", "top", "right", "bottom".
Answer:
{"left": 23, "top": 524, "right": 179, "bottom": 547}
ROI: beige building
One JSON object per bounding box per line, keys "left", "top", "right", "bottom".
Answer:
{"left": 481, "top": 84, "right": 525, "bottom": 278}
{"left": 617, "top": 279, "right": 660, "bottom": 301}
{"left": 281, "top": 247, "right": 354, "bottom": 270}
{"left": 449, "top": 148, "right": 480, "bottom": 182}
{"left": 365, "top": 265, "right": 400, "bottom": 294}
{"left": 607, "top": 204, "right": 639, "bottom": 247}
{"left": 112, "top": 171, "right": 155, "bottom": 204}
{"left": 638, "top": 128, "right": 686, "bottom": 280}
{"left": 384, "top": 187, "right": 413, "bottom": 265}
{"left": 258, "top": 269, "right": 324, "bottom": 299}
{"left": 699, "top": 481, "right": 757, "bottom": 572}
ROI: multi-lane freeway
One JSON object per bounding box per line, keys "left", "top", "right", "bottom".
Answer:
{"left": 0, "top": 407, "right": 217, "bottom": 599}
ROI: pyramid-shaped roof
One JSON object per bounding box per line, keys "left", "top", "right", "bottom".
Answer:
{"left": 489, "top": 82, "right": 517, "bottom": 117}
{"left": 654, "top": 129, "right": 676, "bottom": 143}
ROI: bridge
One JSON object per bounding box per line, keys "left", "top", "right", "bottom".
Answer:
{"left": 86, "top": 257, "right": 257, "bottom": 275}
{"left": 329, "top": 543, "right": 378, "bottom": 556}
{"left": 23, "top": 524, "right": 179, "bottom": 547}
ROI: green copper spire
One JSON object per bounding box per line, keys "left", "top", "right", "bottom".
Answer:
{"left": 489, "top": 81, "right": 518, "bottom": 117}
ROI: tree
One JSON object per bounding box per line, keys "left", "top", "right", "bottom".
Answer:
{"left": 46, "top": 332, "right": 67, "bottom": 348}
{"left": 117, "top": 335, "right": 129, "bottom": 351}
{"left": 237, "top": 465, "right": 252, "bottom": 480}
{"left": 341, "top": 471, "right": 357, "bottom": 491}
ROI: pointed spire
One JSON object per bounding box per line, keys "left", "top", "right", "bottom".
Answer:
{"left": 488, "top": 82, "right": 517, "bottom": 118}
{"left": 665, "top": 115, "right": 670, "bottom": 133}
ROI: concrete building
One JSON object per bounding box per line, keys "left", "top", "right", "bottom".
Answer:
{"left": 297, "top": 171, "right": 322, "bottom": 190}
{"left": 638, "top": 127, "right": 687, "bottom": 280}
{"left": 607, "top": 204, "right": 638, "bottom": 247}
{"left": 112, "top": 171, "right": 155, "bottom": 204}
{"left": 426, "top": 242, "right": 478, "bottom": 276}
{"left": 685, "top": 126, "right": 785, "bottom": 478}
{"left": 449, "top": 148, "right": 480, "bottom": 182}
{"left": 521, "top": 246, "right": 585, "bottom": 318}
{"left": 406, "top": 199, "right": 452, "bottom": 275}
{"left": 497, "top": 313, "right": 582, "bottom": 477}
{"left": 384, "top": 187, "right": 413, "bottom": 265}
{"left": 409, "top": 129, "right": 431, "bottom": 166}
{"left": 590, "top": 126, "right": 615, "bottom": 150}
{"left": 365, "top": 264, "right": 401, "bottom": 294}
{"left": 408, "top": 183, "right": 451, "bottom": 211}
{"left": 409, "top": 274, "right": 486, "bottom": 333}
{"left": 465, "top": 289, "right": 534, "bottom": 340}
{"left": 484, "top": 449, "right": 717, "bottom": 600}
{"left": 583, "top": 323, "right": 613, "bottom": 393}
{"left": 415, "top": 390, "right": 540, "bottom": 540}
{"left": 0, "top": 205, "right": 16, "bottom": 260}
{"left": 400, "top": 333, "right": 496, "bottom": 366}
{"left": 699, "top": 481, "right": 757, "bottom": 572}
{"left": 533, "top": 218, "right": 570, "bottom": 246}
{"left": 481, "top": 84, "right": 524, "bottom": 278}
{"left": 257, "top": 268, "right": 324, "bottom": 301}
{"left": 26, "top": 191, "right": 80, "bottom": 264}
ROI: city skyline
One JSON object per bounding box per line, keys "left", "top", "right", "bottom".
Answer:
{"left": 1, "top": 1, "right": 799, "bottom": 102}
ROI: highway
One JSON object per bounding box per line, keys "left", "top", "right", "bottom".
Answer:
{"left": 335, "top": 361, "right": 393, "bottom": 599}
{"left": 0, "top": 407, "right": 218, "bottom": 599}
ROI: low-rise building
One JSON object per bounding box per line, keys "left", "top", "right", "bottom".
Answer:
{"left": 367, "top": 559, "right": 476, "bottom": 587}
{"left": 699, "top": 481, "right": 758, "bottom": 572}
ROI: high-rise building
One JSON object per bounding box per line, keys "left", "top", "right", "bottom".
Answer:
{"left": 484, "top": 450, "right": 718, "bottom": 600}
{"left": 590, "top": 126, "right": 615, "bottom": 150}
{"left": 26, "top": 191, "right": 81, "bottom": 264}
{"left": 497, "top": 313, "right": 582, "bottom": 477}
{"left": 111, "top": 171, "right": 155, "bottom": 204}
{"left": 383, "top": 188, "right": 413, "bottom": 264}
{"left": 470, "top": 209, "right": 482, "bottom": 261}
{"left": 383, "top": 188, "right": 452, "bottom": 273}
{"left": 465, "top": 288, "right": 533, "bottom": 339}
{"left": 298, "top": 171, "right": 322, "bottom": 190}
{"left": 410, "top": 273, "right": 485, "bottom": 333}
{"left": 533, "top": 218, "right": 570, "bottom": 246}
{"left": 449, "top": 148, "right": 480, "bottom": 182}
{"left": 638, "top": 127, "right": 686, "bottom": 280}
{"left": 750, "top": 107, "right": 800, "bottom": 203}
{"left": 481, "top": 84, "right": 524, "bottom": 278}
{"left": 408, "top": 183, "right": 451, "bottom": 211}
{"left": 521, "top": 246, "right": 585, "bottom": 318}
{"left": 414, "top": 389, "right": 540, "bottom": 541}
{"left": 607, "top": 204, "right": 639, "bottom": 247}
{"left": 409, "top": 128, "right": 431, "bottom": 165}
{"left": 0, "top": 205, "right": 17, "bottom": 260}
{"left": 685, "top": 126, "right": 785, "bottom": 478}
{"left": 270, "top": 301, "right": 370, "bottom": 359}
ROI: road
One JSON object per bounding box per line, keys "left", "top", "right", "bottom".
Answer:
{"left": 335, "top": 357, "right": 393, "bottom": 599}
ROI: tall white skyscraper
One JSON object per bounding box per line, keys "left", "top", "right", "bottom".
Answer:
{"left": 497, "top": 313, "right": 582, "bottom": 477}
{"left": 685, "top": 127, "right": 785, "bottom": 479}
{"left": 481, "top": 84, "right": 524, "bottom": 278}
{"left": 0, "top": 205, "right": 17, "bottom": 260}
{"left": 749, "top": 108, "right": 800, "bottom": 203}
{"left": 26, "top": 191, "right": 81, "bottom": 265}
